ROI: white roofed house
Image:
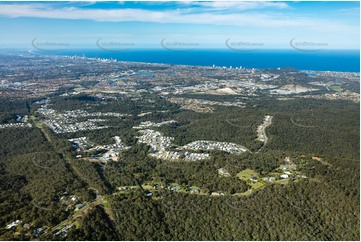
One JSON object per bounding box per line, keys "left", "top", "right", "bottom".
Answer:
{"left": 280, "top": 174, "right": 289, "bottom": 179}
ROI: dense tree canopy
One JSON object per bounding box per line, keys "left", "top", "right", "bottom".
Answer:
{"left": 0, "top": 95, "right": 359, "bottom": 240}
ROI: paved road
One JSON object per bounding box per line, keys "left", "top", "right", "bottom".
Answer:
{"left": 256, "top": 116, "right": 273, "bottom": 153}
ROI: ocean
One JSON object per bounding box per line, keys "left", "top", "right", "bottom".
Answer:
{"left": 37, "top": 49, "right": 360, "bottom": 72}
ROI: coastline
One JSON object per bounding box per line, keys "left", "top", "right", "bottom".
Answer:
{"left": 6, "top": 48, "right": 361, "bottom": 73}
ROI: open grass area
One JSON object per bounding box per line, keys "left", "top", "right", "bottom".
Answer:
{"left": 236, "top": 169, "right": 259, "bottom": 181}
{"left": 251, "top": 181, "right": 267, "bottom": 190}
{"left": 102, "top": 198, "right": 111, "bottom": 208}
{"left": 190, "top": 185, "right": 201, "bottom": 191}
{"left": 330, "top": 85, "right": 343, "bottom": 92}
{"left": 239, "top": 189, "right": 253, "bottom": 196}
{"left": 272, "top": 179, "right": 289, "bottom": 185}
{"left": 142, "top": 184, "right": 154, "bottom": 190}
{"left": 236, "top": 169, "right": 267, "bottom": 194}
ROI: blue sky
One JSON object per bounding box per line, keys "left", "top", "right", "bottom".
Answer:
{"left": 0, "top": 1, "right": 359, "bottom": 50}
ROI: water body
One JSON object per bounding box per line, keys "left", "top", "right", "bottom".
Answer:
{"left": 35, "top": 49, "right": 360, "bottom": 72}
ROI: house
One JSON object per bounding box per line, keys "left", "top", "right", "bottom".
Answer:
{"left": 280, "top": 174, "right": 289, "bottom": 179}
{"left": 54, "top": 224, "right": 74, "bottom": 238}
{"left": 218, "top": 168, "right": 231, "bottom": 177}
{"left": 33, "top": 227, "right": 46, "bottom": 237}
{"left": 145, "top": 192, "right": 153, "bottom": 197}
{"left": 75, "top": 203, "right": 85, "bottom": 210}
{"left": 6, "top": 220, "right": 21, "bottom": 229}
{"left": 263, "top": 177, "right": 276, "bottom": 182}
{"left": 171, "top": 186, "right": 181, "bottom": 191}
{"left": 250, "top": 176, "right": 258, "bottom": 182}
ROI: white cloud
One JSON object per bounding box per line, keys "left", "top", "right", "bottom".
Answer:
{"left": 0, "top": 3, "right": 357, "bottom": 34}
{"left": 190, "top": 1, "right": 290, "bottom": 11}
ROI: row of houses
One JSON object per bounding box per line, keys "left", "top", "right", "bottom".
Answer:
{"left": 68, "top": 137, "right": 94, "bottom": 151}
{"left": 0, "top": 123, "right": 32, "bottom": 129}
{"left": 70, "top": 136, "right": 130, "bottom": 162}
{"left": 37, "top": 99, "right": 127, "bottom": 134}
{"left": 135, "top": 120, "right": 249, "bottom": 161}
{"left": 45, "top": 119, "right": 108, "bottom": 134}
{"left": 137, "top": 129, "right": 174, "bottom": 151}
{"left": 181, "top": 140, "right": 248, "bottom": 155}
{"left": 150, "top": 150, "right": 210, "bottom": 161}
{"left": 133, "top": 120, "right": 177, "bottom": 129}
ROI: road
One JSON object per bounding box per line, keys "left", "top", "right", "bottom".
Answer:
{"left": 256, "top": 116, "right": 273, "bottom": 153}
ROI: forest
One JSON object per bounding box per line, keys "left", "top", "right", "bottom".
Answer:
{"left": 0, "top": 94, "right": 359, "bottom": 240}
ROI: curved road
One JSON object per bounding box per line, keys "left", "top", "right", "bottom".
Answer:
{"left": 256, "top": 116, "right": 273, "bottom": 153}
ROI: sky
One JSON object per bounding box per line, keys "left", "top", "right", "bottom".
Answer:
{"left": 0, "top": 1, "right": 359, "bottom": 50}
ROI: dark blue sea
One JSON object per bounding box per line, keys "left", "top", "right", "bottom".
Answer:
{"left": 36, "top": 49, "right": 360, "bottom": 72}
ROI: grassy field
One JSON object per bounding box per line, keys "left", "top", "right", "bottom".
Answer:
{"left": 236, "top": 169, "right": 267, "bottom": 193}
{"left": 239, "top": 189, "right": 253, "bottom": 196}
{"left": 272, "top": 179, "right": 289, "bottom": 185}
{"left": 330, "top": 85, "right": 343, "bottom": 92}
{"left": 236, "top": 169, "right": 259, "bottom": 181}
{"left": 251, "top": 181, "right": 267, "bottom": 190}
